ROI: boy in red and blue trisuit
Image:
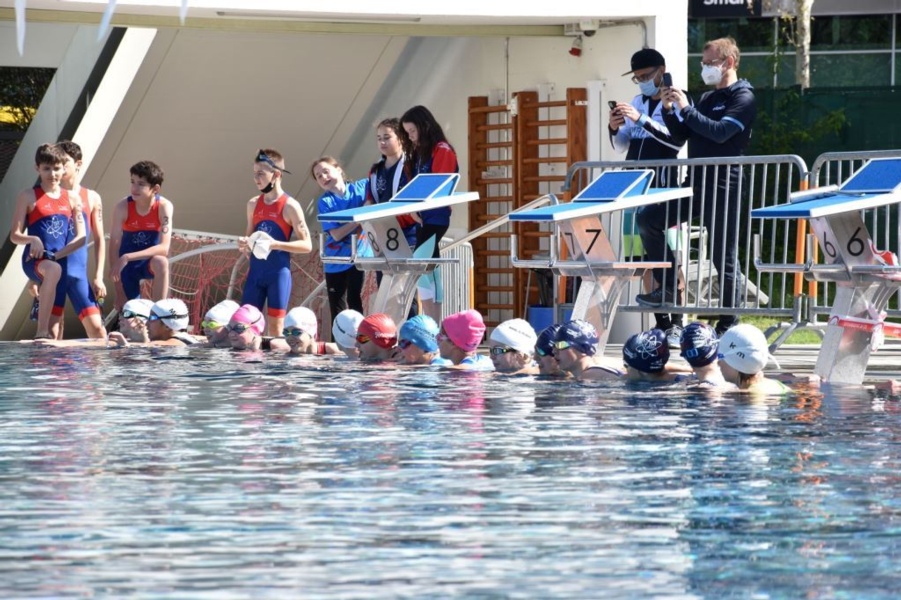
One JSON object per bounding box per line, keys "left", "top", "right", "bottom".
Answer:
{"left": 238, "top": 149, "right": 313, "bottom": 337}
{"left": 108, "top": 160, "right": 173, "bottom": 311}
{"left": 58, "top": 140, "right": 107, "bottom": 338}
{"left": 9, "top": 143, "right": 86, "bottom": 339}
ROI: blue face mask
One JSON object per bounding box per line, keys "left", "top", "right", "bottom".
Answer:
{"left": 638, "top": 78, "right": 659, "bottom": 97}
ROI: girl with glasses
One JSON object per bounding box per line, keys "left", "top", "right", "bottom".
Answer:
{"left": 488, "top": 318, "right": 539, "bottom": 374}
{"left": 552, "top": 320, "right": 623, "bottom": 381}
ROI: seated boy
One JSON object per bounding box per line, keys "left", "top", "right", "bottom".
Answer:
{"left": 9, "top": 143, "right": 86, "bottom": 339}
{"left": 108, "top": 160, "right": 172, "bottom": 311}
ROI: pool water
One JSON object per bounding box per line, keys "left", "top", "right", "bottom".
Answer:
{"left": 2, "top": 344, "right": 901, "bottom": 598}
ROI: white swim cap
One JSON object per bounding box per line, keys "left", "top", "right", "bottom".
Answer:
{"left": 150, "top": 298, "right": 190, "bottom": 332}
{"left": 204, "top": 299, "right": 239, "bottom": 326}
{"left": 122, "top": 298, "right": 154, "bottom": 320}
{"left": 332, "top": 309, "right": 364, "bottom": 348}
{"left": 719, "top": 324, "right": 771, "bottom": 375}
{"left": 284, "top": 307, "right": 319, "bottom": 338}
{"left": 489, "top": 318, "right": 538, "bottom": 355}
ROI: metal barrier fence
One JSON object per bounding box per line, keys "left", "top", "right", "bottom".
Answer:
{"left": 561, "top": 155, "right": 809, "bottom": 326}
{"left": 440, "top": 240, "right": 474, "bottom": 318}
{"left": 808, "top": 149, "right": 901, "bottom": 324}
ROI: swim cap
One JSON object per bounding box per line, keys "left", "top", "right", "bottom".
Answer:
{"left": 332, "top": 309, "right": 364, "bottom": 348}
{"left": 719, "top": 324, "right": 770, "bottom": 375}
{"left": 623, "top": 329, "right": 669, "bottom": 373}
{"left": 204, "top": 299, "right": 239, "bottom": 325}
{"left": 230, "top": 304, "right": 265, "bottom": 336}
{"left": 442, "top": 309, "right": 486, "bottom": 352}
{"left": 122, "top": 298, "right": 154, "bottom": 320}
{"left": 555, "top": 320, "right": 599, "bottom": 356}
{"left": 535, "top": 323, "right": 563, "bottom": 357}
{"left": 490, "top": 318, "right": 538, "bottom": 355}
{"left": 357, "top": 313, "right": 398, "bottom": 349}
{"left": 284, "top": 306, "right": 318, "bottom": 338}
{"left": 679, "top": 321, "right": 719, "bottom": 367}
{"left": 399, "top": 315, "right": 440, "bottom": 352}
{"left": 150, "top": 298, "right": 190, "bottom": 332}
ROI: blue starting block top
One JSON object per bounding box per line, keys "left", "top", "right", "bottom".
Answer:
{"left": 510, "top": 169, "right": 691, "bottom": 223}
{"left": 752, "top": 158, "right": 901, "bottom": 220}
{"left": 318, "top": 173, "right": 479, "bottom": 223}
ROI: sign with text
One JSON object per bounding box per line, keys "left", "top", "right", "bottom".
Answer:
{"left": 689, "top": 0, "right": 762, "bottom": 18}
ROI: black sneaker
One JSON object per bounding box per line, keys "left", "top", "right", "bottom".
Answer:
{"left": 636, "top": 287, "right": 682, "bottom": 308}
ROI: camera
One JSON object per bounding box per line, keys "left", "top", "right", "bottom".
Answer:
{"left": 608, "top": 100, "right": 617, "bottom": 110}
{"left": 579, "top": 19, "right": 598, "bottom": 37}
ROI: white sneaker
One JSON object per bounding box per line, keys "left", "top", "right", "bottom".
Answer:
{"left": 665, "top": 325, "right": 683, "bottom": 349}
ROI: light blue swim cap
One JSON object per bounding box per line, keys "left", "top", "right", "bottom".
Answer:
{"left": 399, "top": 315, "right": 440, "bottom": 352}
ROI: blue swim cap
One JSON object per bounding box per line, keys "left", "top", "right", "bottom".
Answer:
{"left": 679, "top": 321, "right": 719, "bottom": 367}
{"left": 623, "top": 329, "right": 669, "bottom": 373}
{"left": 399, "top": 314, "right": 440, "bottom": 352}
{"left": 555, "top": 320, "right": 599, "bottom": 356}
{"left": 536, "top": 323, "right": 563, "bottom": 357}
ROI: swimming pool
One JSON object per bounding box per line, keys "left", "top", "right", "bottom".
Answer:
{"left": 1, "top": 343, "right": 900, "bottom": 597}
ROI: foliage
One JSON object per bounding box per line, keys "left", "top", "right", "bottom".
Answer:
{"left": 750, "top": 87, "right": 847, "bottom": 162}
{"left": 0, "top": 67, "right": 55, "bottom": 131}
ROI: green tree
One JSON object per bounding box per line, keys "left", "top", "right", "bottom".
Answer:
{"left": 0, "top": 67, "right": 55, "bottom": 131}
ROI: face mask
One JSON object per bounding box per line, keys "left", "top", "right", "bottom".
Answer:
{"left": 638, "top": 79, "right": 659, "bottom": 97}
{"left": 701, "top": 64, "right": 724, "bottom": 86}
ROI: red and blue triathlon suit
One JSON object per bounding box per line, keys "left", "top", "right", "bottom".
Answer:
{"left": 61, "top": 188, "right": 101, "bottom": 319}
{"left": 22, "top": 186, "right": 73, "bottom": 318}
{"left": 241, "top": 193, "right": 293, "bottom": 319}
{"left": 119, "top": 195, "right": 162, "bottom": 301}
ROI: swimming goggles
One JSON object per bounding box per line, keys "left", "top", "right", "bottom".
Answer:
{"left": 256, "top": 150, "right": 292, "bottom": 174}
{"left": 553, "top": 340, "right": 572, "bottom": 352}
{"left": 228, "top": 322, "right": 254, "bottom": 334}
{"left": 398, "top": 339, "right": 414, "bottom": 350}
{"left": 200, "top": 320, "right": 221, "bottom": 331}
{"left": 283, "top": 327, "right": 308, "bottom": 338}
{"left": 149, "top": 311, "right": 188, "bottom": 322}
{"left": 490, "top": 346, "right": 516, "bottom": 356}
{"left": 121, "top": 309, "right": 149, "bottom": 320}
{"left": 355, "top": 333, "right": 371, "bottom": 345}
{"left": 535, "top": 347, "right": 550, "bottom": 357}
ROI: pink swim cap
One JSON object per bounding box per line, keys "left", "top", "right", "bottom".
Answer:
{"left": 442, "top": 309, "right": 486, "bottom": 352}
{"left": 230, "top": 304, "right": 265, "bottom": 335}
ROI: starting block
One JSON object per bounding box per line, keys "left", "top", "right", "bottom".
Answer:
{"left": 752, "top": 157, "right": 901, "bottom": 384}
{"left": 317, "top": 174, "right": 479, "bottom": 324}
{"left": 509, "top": 169, "right": 692, "bottom": 351}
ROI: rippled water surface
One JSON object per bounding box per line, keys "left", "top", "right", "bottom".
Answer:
{"left": 2, "top": 344, "right": 901, "bottom": 598}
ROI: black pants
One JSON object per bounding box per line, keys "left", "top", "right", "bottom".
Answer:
{"left": 326, "top": 268, "right": 364, "bottom": 326}
{"left": 636, "top": 167, "right": 742, "bottom": 328}
{"left": 416, "top": 223, "right": 448, "bottom": 259}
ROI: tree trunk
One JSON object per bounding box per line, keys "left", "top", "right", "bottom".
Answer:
{"left": 794, "top": 0, "right": 814, "bottom": 89}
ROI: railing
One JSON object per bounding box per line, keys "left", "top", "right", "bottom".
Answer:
{"left": 559, "top": 156, "right": 810, "bottom": 331}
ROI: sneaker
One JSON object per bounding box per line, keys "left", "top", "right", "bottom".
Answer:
{"left": 664, "top": 325, "right": 683, "bottom": 349}
{"left": 636, "top": 287, "right": 682, "bottom": 308}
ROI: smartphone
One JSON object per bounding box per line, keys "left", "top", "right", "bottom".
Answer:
{"left": 662, "top": 72, "right": 673, "bottom": 88}
{"left": 608, "top": 100, "right": 617, "bottom": 110}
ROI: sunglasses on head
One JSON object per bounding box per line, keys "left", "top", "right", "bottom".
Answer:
{"left": 256, "top": 150, "right": 292, "bottom": 174}
{"left": 355, "top": 333, "right": 371, "bottom": 345}
{"left": 490, "top": 346, "right": 516, "bottom": 356}
{"left": 121, "top": 309, "right": 148, "bottom": 320}
{"left": 283, "top": 327, "right": 308, "bottom": 338}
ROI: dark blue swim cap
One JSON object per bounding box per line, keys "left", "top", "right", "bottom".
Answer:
{"left": 536, "top": 323, "right": 563, "bottom": 357}
{"left": 555, "top": 320, "right": 599, "bottom": 356}
{"left": 679, "top": 321, "right": 719, "bottom": 367}
{"left": 623, "top": 329, "right": 669, "bottom": 373}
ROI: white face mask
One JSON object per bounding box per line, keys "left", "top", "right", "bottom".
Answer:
{"left": 701, "top": 63, "right": 724, "bottom": 86}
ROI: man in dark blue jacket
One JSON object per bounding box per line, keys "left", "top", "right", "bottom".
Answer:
{"left": 635, "top": 36, "right": 756, "bottom": 337}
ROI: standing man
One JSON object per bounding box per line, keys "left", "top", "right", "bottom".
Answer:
{"left": 612, "top": 47, "right": 688, "bottom": 347}
{"left": 636, "top": 37, "right": 756, "bottom": 337}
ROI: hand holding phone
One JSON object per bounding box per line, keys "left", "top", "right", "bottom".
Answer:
{"left": 662, "top": 72, "right": 673, "bottom": 88}
{"left": 608, "top": 100, "right": 618, "bottom": 111}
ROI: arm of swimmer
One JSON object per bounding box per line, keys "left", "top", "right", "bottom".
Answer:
{"left": 89, "top": 191, "right": 107, "bottom": 296}
{"left": 107, "top": 199, "right": 125, "bottom": 280}
{"left": 273, "top": 199, "right": 313, "bottom": 254}
{"left": 237, "top": 197, "right": 256, "bottom": 254}
{"left": 9, "top": 189, "right": 44, "bottom": 255}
